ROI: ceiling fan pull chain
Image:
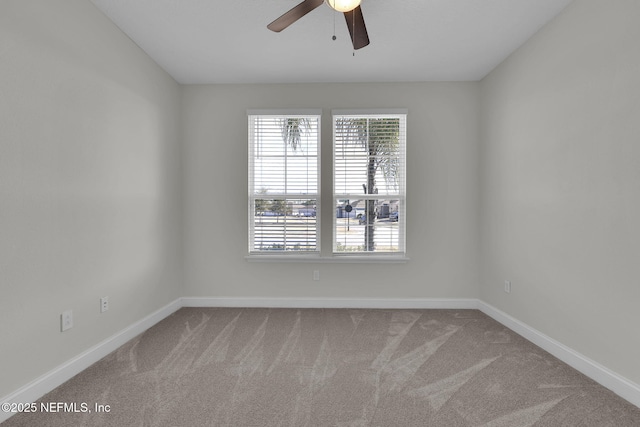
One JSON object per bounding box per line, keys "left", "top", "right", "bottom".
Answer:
{"left": 352, "top": 10, "right": 356, "bottom": 56}
{"left": 332, "top": 5, "right": 337, "bottom": 41}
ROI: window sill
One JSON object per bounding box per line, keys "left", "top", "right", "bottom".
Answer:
{"left": 245, "top": 255, "right": 410, "bottom": 264}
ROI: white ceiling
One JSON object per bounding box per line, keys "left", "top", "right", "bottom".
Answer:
{"left": 89, "top": 0, "right": 573, "bottom": 85}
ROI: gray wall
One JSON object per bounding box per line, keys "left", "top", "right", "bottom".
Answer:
{"left": 0, "top": 0, "right": 183, "bottom": 397}
{"left": 480, "top": 0, "right": 640, "bottom": 385}
{"left": 182, "top": 83, "right": 480, "bottom": 300}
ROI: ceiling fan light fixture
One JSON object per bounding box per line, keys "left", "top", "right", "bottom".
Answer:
{"left": 325, "top": 0, "right": 361, "bottom": 13}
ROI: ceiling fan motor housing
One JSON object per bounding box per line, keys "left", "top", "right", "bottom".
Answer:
{"left": 325, "top": 0, "right": 362, "bottom": 13}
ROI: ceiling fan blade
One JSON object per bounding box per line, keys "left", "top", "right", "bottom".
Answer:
{"left": 267, "top": 0, "right": 325, "bottom": 32}
{"left": 343, "top": 5, "right": 369, "bottom": 49}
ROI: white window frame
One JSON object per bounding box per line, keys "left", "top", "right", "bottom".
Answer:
{"left": 247, "top": 109, "right": 321, "bottom": 256}
{"left": 332, "top": 109, "right": 407, "bottom": 257}
{"left": 245, "top": 109, "right": 409, "bottom": 263}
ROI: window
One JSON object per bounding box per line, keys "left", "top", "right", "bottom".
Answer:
{"left": 248, "top": 110, "right": 321, "bottom": 254}
{"left": 333, "top": 110, "right": 407, "bottom": 255}
{"left": 247, "top": 109, "right": 407, "bottom": 261}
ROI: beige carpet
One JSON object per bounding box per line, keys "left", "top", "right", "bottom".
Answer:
{"left": 3, "top": 308, "right": 640, "bottom": 426}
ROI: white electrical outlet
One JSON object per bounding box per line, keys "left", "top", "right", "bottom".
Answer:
{"left": 61, "top": 310, "right": 73, "bottom": 332}
{"left": 100, "top": 296, "right": 109, "bottom": 313}
{"left": 504, "top": 280, "right": 511, "bottom": 293}
{"left": 313, "top": 270, "right": 320, "bottom": 281}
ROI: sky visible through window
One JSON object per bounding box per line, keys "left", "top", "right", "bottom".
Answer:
{"left": 253, "top": 117, "right": 318, "bottom": 196}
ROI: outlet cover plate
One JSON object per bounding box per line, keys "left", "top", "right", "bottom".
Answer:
{"left": 61, "top": 310, "right": 73, "bottom": 332}
{"left": 100, "top": 297, "right": 109, "bottom": 313}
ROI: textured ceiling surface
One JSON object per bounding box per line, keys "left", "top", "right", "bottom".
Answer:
{"left": 90, "top": 0, "right": 573, "bottom": 84}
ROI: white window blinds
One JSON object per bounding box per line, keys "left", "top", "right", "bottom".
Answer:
{"left": 248, "top": 111, "right": 321, "bottom": 253}
{"left": 333, "top": 111, "right": 407, "bottom": 254}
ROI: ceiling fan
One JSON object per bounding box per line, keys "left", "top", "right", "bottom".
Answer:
{"left": 267, "top": 0, "right": 370, "bottom": 50}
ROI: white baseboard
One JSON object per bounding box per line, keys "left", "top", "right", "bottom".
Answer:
{"left": 477, "top": 300, "right": 640, "bottom": 409}
{"left": 0, "top": 298, "right": 182, "bottom": 424}
{"left": 2, "top": 296, "right": 638, "bottom": 424}
{"left": 180, "top": 296, "right": 479, "bottom": 309}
